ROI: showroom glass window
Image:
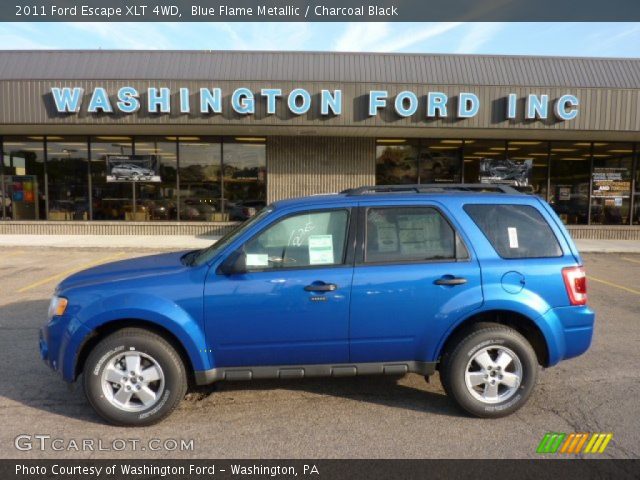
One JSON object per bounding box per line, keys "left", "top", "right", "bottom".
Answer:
{"left": 376, "top": 139, "right": 462, "bottom": 185}
{"left": 222, "top": 138, "right": 267, "bottom": 219}
{"left": 0, "top": 139, "right": 5, "bottom": 220}
{"left": 90, "top": 136, "right": 133, "bottom": 221}
{"left": 0, "top": 140, "right": 3, "bottom": 220}
{"left": 462, "top": 139, "right": 506, "bottom": 183}
{"left": 134, "top": 137, "right": 178, "bottom": 221}
{"left": 635, "top": 148, "right": 640, "bottom": 225}
{"left": 549, "top": 141, "right": 591, "bottom": 225}
{"left": 376, "top": 140, "right": 419, "bottom": 184}
{"left": 590, "top": 143, "right": 633, "bottom": 225}
{"left": 419, "top": 140, "right": 462, "bottom": 183}
{"left": 47, "top": 137, "right": 90, "bottom": 221}
{"left": 507, "top": 141, "right": 550, "bottom": 198}
{"left": 1, "top": 136, "right": 46, "bottom": 220}
{"left": 178, "top": 138, "right": 221, "bottom": 221}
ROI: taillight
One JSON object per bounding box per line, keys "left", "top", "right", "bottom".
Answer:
{"left": 562, "top": 266, "right": 587, "bottom": 306}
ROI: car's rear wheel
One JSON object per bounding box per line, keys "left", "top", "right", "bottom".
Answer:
{"left": 83, "top": 328, "right": 187, "bottom": 426}
{"left": 440, "top": 323, "right": 538, "bottom": 418}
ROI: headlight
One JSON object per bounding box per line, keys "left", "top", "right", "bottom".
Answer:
{"left": 48, "top": 296, "right": 68, "bottom": 318}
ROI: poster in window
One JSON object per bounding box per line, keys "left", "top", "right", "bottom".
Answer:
{"left": 8, "top": 175, "right": 39, "bottom": 220}
{"left": 557, "top": 186, "right": 572, "bottom": 201}
{"left": 420, "top": 150, "right": 461, "bottom": 183}
{"left": 106, "top": 155, "right": 161, "bottom": 183}
{"left": 591, "top": 167, "right": 631, "bottom": 198}
{"left": 479, "top": 158, "right": 533, "bottom": 186}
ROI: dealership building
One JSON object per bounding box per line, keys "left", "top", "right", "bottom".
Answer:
{"left": 1, "top": 50, "right": 639, "bottom": 238}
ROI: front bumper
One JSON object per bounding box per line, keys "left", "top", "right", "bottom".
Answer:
{"left": 38, "top": 329, "right": 48, "bottom": 363}
{"left": 39, "top": 316, "right": 65, "bottom": 373}
{"left": 40, "top": 313, "right": 91, "bottom": 382}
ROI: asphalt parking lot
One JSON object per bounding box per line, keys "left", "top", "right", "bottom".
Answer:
{"left": 0, "top": 247, "right": 638, "bottom": 459}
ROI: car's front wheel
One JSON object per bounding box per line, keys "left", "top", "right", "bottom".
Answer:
{"left": 440, "top": 323, "right": 538, "bottom": 418}
{"left": 83, "top": 328, "right": 187, "bottom": 426}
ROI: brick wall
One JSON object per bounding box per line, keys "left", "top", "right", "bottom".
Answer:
{"left": 267, "top": 136, "right": 376, "bottom": 202}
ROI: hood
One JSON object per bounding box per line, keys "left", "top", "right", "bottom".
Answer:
{"left": 57, "top": 250, "right": 193, "bottom": 292}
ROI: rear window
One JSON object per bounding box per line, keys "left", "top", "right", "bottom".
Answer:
{"left": 463, "top": 204, "right": 562, "bottom": 259}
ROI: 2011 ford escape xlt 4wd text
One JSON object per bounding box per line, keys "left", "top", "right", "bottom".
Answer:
{"left": 40, "top": 184, "right": 595, "bottom": 426}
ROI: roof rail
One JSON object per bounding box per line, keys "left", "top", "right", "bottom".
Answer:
{"left": 340, "top": 184, "right": 523, "bottom": 196}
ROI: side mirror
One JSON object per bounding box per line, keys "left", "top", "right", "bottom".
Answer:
{"left": 217, "top": 250, "right": 247, "bottom": 276}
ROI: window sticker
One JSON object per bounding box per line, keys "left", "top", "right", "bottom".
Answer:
{"left": 308, "top": 235, "right": 334, "bottom": 265}
{"left": 398, "top": 215, "right": 426, "bottom": 254}
{"left": 376, "top": 224, "right": 398, "bottom": 252}
{"left": 507, "top": 227, "right": 519, "bottom": 249}
{"left": 246, "top": 253, "right": 269, "bottom": 267}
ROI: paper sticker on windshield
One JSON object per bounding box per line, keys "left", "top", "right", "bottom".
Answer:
{"left": 507, "top": 227, "right": 519, "bottom": 249}
{"left": 246, "top": 253, "right": 269, "bottom": 267}
{"left": 308, "top": 235, "right": 334, "bottom": 265}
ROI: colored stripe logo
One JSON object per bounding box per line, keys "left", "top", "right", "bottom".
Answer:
{"left": 537, "top": 432, "right": 613, "bottom": 454}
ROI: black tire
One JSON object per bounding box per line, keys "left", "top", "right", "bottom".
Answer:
{"left": 83, "top": 328, "right": 187, "bottom": 426}
{"left": 440, "top": 323, "right": 538, "bottom": 418}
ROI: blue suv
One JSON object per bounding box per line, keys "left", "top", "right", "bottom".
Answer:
{"left": 40, "top": 184, "right": 595, "bottom": 425}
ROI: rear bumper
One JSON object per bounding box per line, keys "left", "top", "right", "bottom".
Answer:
{"left": 542, "top": 305, "right": 595, "bottom": 366}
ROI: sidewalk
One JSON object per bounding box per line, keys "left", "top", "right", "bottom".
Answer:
{"left": 0, "top": 234, "right": 639, "bottom": 253}
{"left": 573, "top": 239, "right": 640, "bottom": 253}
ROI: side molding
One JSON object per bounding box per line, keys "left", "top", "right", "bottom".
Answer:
{"left": 194, "top": 361, "right": 437, "bottom": 385}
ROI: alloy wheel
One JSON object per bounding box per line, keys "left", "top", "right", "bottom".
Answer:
{"left": 464, "top": 345, "right": 523, "bottom": 404}
{"left": 100, "top": 351, "right": 165, "bottom": 412}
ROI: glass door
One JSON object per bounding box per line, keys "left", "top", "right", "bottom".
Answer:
{"left": 590, "top": 143, "right": 633, "bottom": 225}
{"left": 2, "top": 137, "right": 45, "bottom": 220}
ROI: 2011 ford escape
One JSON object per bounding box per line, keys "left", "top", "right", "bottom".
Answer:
{"left": 40, "top": 184, "right": 595, "bottom": 426}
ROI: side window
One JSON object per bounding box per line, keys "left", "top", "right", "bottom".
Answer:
{"left": 464, "top": 204, "right": 562, "bottom": 259}
{"left": 365, "top": 207, "right": 456, "bottom": 263}
{"left": 243, "top": 210, "right": 349, "bottom": 270}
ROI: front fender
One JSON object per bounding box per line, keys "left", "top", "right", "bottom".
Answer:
{"left": 61, "top": 292, "right": 210, "bottom": 382}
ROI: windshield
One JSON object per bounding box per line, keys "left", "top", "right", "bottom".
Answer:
{"left": 187, "top": 206, "right": 274, "bottom": 266}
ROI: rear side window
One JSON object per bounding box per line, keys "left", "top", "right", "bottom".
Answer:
{"left": 464, "top": 204, "right": 562, "bottom": 259}
{"left": 365, "top": 207, "right": 456, "bottom": 263}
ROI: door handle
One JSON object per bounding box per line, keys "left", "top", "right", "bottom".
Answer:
{"left": 304, "top": 282, "right": 337, "bottom": 292}
{"left": 434, "top": 277, "right": 467, "bottom": 286}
